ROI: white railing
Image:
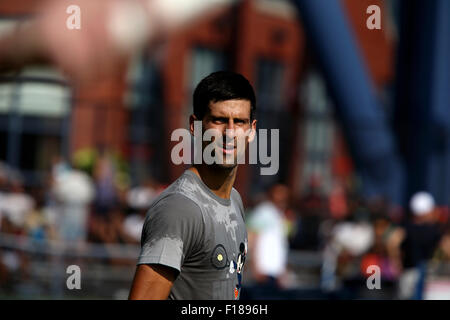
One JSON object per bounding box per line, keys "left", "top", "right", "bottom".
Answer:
{"left": 0, "top": 232, "right": 140, "bottom": 259}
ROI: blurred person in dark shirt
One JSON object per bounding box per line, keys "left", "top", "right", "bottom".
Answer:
{"left": 397, "top": 192, "right": 444, "bottom": 300}
{"left": 359, "top": 208, "right": 405, "bottom": 299}
{"left": 92, "top": 149, "right": 120, "bottom": 219}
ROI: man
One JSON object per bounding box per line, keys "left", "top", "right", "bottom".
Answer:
{"left": 128, "top": 71, "right": 257, "bottom": 300}
{"left": 398, "top": 191, "right": 443, "bottom": 300}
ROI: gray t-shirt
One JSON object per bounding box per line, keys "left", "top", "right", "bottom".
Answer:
{"left": 137, "top": 169, "right": 248, "bottom": 300}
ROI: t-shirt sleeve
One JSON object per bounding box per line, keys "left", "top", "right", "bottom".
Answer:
{"left": 137, "top": 193, "right": 204, "bottom": 273}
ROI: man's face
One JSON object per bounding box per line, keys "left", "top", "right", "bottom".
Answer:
{"left": 191, "top": 99, "right": 257, "bottom": 169}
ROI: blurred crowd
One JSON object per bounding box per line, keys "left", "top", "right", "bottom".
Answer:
{"left": 0, "top": 148, "right": 167, "bottom": 292}
{"left": 1, "top": 151, "right": 449, "bottom": 299}
{"left": 0, "top": 150, "right": 166, "bottom": 246}
{"left": 243, "top": 177, "right": 450, "bottom": 300}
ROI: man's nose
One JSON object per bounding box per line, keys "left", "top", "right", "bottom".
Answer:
{"left": 225, "top": 120, "right": 236, "bottom": 137}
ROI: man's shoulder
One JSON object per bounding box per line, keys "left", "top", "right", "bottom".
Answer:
{"left": 153, "top": 191, "right": 198, "bottom": 207}
{"left": 151, "top": 171, "right": 198, "bottom": 204}
{"left": 145, "top": 174, "right": 203, "bottom": 220}
{"left": 231, "top": 187, "right": 242, "bottom": 200}
{"left": 140, "top": 193, "right": 203, "bottom": 237}
{"left": 163, "top": 170, "right": 206, "bottom": 203}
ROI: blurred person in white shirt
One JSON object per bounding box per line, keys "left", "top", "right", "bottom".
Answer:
{"left": 0, "top": 175, "right": 35, "bottom": 232}
{"left": 52, "top": 166, "right": 95, "bottom": 243}
{"left": 246, "top": 184, "right": 290, "bottom": 292}
{"left": 123, "top": 183, "right": 157, "bottom": 243}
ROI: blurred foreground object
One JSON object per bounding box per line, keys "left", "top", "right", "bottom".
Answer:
{"left": 0, "top": 0, "right": 235, "bottom": 82}
{"left": 320, "top": 219, "right": 374, "bottom": 293}
{"left": 410, "top": 191, "right": 435, "bottom": 217}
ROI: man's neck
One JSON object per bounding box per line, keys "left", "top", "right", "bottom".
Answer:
{"left": 189, "top": 165, "right": 237, "bottom": 200}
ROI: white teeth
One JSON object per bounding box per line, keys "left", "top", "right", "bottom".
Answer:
{"left": 219, "top": 143, "right": 235, "bottom": 149}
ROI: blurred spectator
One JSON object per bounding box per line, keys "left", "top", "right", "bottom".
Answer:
{"left": 22, "top": 186, "right": 57, "bottom": 242}
{"left": 122, "top": 211, "right": 146, "bottom": 244}
{"left": 328, "top": 182, "right": 349, "bottom": 220}
{"left": 433, "top": 229, "right": 450, "bottom": 262}
{"left": 423, "top": 227, "right": 450, "bottom": 299}
{"left": 92, "top": 149, "right": 120, "bottom": 218}
{"left": 320, "top": 204, "right": 375, "bottom": 297}
{"left": 397, "top": 192, "right": 444, "bottom": 300}
{"left": 52, "top": 165, "right": 95, "bottom": 243}
{"left": 123, "top": 180, "right": 158, "bottom": 243}
{"left": 23, "top": 208, "right": 47, "bottom": 242}
{"left": 290, "top": 175, "right": 328, "bottom": 250}
{"left": 90, "top": 205, "right": 132, "bottom": 245}
{"left": 0, "top": 172, "right": 35, "bottom": 235}
{"left": 87, "top": 176, "right": 159, "bottom": 246}
{"left": 245, "top": 184, "right": 290, "bottom": 298}
{"left": 359, "top": 211, "right": 405, "bottom": 299}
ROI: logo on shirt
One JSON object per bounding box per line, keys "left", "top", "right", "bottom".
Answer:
{"left": 211, "top": 242, "right": 247, "bottom": 299}
{"left": 211, "top": 244, "right": 228, "bottom": 269}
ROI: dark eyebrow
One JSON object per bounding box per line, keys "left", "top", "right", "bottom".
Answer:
{"left": 209, "top": 115, "right": 250, "bottom": 123}
{"left": 210, "top": 116, "right": 228, "bottom": 121}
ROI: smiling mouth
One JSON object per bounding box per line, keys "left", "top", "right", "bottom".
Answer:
{"left": 217, "top": 143, "right": 236, "bottom": 154}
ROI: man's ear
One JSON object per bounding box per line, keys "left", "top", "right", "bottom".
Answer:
{"left": 248, "top": 119, "right": 257, "bottom": 143}
{"left": 189, "top": 115, "right": 198, "bottom": 136}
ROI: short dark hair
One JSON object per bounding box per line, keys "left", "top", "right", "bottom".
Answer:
{"left": 193, "top": 71, "right": 256, "bottom": 120}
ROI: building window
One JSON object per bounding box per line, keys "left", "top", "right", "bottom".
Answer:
{"left": 299, "top": 69, "right": 335, "bottom": 193}
{"left": 190, "top": 47, "right": 227, "bottom": 90}
{"left": 250, "top": 58, "right": 288, "bottom": 195}
{"left": 186, "top": 46, "right": 228, "bottom": 123}
{"left": 125, "top": 54, "right": 165, "bottom": 184}
{"left": 0, "top": 67, "right": 71, "bottom": 186}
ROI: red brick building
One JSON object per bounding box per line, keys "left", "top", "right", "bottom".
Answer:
{"left": 0, "top": 0, "right": 395, "bottom": 205}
